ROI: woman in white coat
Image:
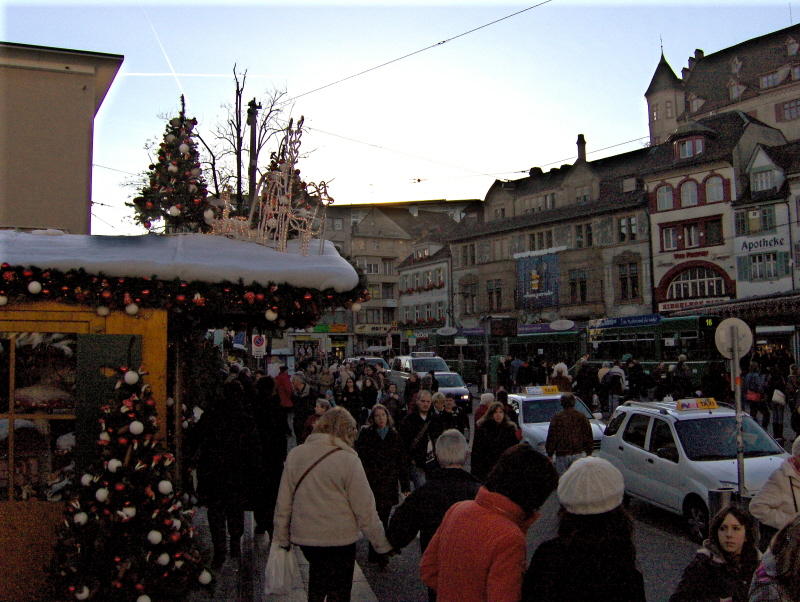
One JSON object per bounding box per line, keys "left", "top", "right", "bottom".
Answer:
{"left": 273, "top": 406, "right": 392, "bottom": 601}
{"left": 750, "top": 435, "right": 800, "bottom": 550}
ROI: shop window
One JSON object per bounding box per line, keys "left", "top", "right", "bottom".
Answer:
{"left": 666, "top": 267, "right": 726, "bottom": 300}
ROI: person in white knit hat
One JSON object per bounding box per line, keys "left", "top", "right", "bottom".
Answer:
{"left": 522, "top": 457, "right": 645, "bottom": 601}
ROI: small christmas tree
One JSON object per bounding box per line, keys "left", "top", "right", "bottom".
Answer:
{"left": 49, "top": 366, "right": 212, "bottom": 601}
{"left": 130, "top": 95, "right": 214, "bottom": 233}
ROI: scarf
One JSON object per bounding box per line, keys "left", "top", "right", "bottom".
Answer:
{"left": 377, "top": 426, "right": 389, "bottom": 440}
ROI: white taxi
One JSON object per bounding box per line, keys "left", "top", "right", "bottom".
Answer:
{"left": 597, "top": 398, "right": 789, "bottom": 541}
{"left": 508, "top": 386, "right": 606, "bottom": 457}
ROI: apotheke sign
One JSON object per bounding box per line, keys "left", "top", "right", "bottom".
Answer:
{"left": 741, "top": 235, "right": 786, "bottom": 253}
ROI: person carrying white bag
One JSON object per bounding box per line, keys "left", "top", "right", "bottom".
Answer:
{"left": 268, "top": 406, "right": 393, "bottom": 599}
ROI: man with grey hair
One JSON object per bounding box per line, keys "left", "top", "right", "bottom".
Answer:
{"left": 387, "top": 429, "right": 481, "bottom": 557}
{"left": 291, "top": 373, "right": 314, "bottom": 444}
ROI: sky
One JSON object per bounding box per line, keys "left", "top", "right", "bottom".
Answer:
{"left": 2, "top": 1, "right": 797, "bottom": 235}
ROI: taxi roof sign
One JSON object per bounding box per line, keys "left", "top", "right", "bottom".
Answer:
{"left": 676, "top": 397, "right": 718, "bottom": 411}
{"left": 524, "top": 385, "right": 560, "bottom": 395}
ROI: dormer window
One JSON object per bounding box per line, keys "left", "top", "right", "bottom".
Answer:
{"left": 761, "top": 72, "right": 781, "bottom": 89}
{"left": 575, "top": 185, "right": 591, "bottom": 203}
{"left": 751, "top": 169, "right": 775, "bottom": 192}
{"left": 689, "top": 96, "right": 705, "bottom": 112}
{"left": 788, "top": 37, "right": 799, "bottom": 56}
{"left": 675, "top": 137, "right": 704, "bottom": 159}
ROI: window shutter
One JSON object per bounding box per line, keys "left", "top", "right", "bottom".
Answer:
{"left": 648, "top": 190, "right": 657, "bottom": 211}
{"left": 723, "top": 178, "right": 731, "bottom": 201}
{"left": 778, "top": 251, "right": 791, "bottom": 276}
{"left": 776, "top": 102, "right": 785, "bottom": 122}
{"left": 698, "top": 180, "right": 706, "bottom": 204}
{"left": 737, "top": 256, "right": 751, "bottom": 281}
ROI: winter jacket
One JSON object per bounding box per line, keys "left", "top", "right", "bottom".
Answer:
{"left": 420, "top": 486, "right": 536, "bottom": 602}
{"left": 545, "top": 407, "right": 594, "bottom": 458}
{"left": 670, "top": 540, "right": 760, "bottom": 602}
{"left": 337, "top": 387, "right": 363, "bottom": 418}
{"left": 471, "top": 420, "right": 519, "bottom": 481}
{"left": 273, "top": 433, "right": 391, "bottom": 552}
{"left": 522, "top": 536, "right": 645, "bottom": 601}
{"left": 399, "top": 411, "right": 437, "bottom": 469}
{"left": 549, "top": 374, "right": 572, "bottom": 392}
{"left": 387, "top": 467, "right": 480, "bottom": 553}
{"left": 275, "top": 371, "right": 293, "bottom": 408}
{"left": 355, "top": 425, "right": 411, "bottom": 513}
{"left": 750, "top": 457, "right": 800, "bottom": 530}
{"left": 749, "top": 549, "right": 794, "bottom": 602}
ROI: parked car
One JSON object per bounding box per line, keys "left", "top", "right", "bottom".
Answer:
{"left": 344, "top": 356, "right": 390, "bottom": 371}
{"left": 388, "top": 353, "right": 450, "bottom": 394}
{"left": 507, "top": 385, "right": 605, "bottom": 456}
{"left": 597, "top": 398, "right": 789, "bottom": 542}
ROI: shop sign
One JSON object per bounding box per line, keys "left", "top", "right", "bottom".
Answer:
{"left": 313, "top": 324, "right": 329, "bottom": 333}
{"left": 658, "top": 297, "right": 730, "bottom": 312}
{"left": 740, "top": 235, "right": 786, "bottom": 253}
{"left": 330, "top": 323, "right": 348, "bottom": 333}
{"left": 355, "top": 324, "right": 390, "bottom": 334}
{"left": 589, "top": 314, "right": 661, "bottom": 329}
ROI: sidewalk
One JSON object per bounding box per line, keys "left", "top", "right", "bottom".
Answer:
{"left": 189, "top": 507, "right": 378, "bottom": 601}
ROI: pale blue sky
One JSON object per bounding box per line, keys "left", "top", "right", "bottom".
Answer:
{"left": 1, "top": 1, "right": 793, "bottom": 234}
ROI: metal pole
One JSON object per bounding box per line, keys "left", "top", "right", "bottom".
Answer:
{"left": 484, "top": 318, "right": 491, "bottom": 392}
{"left": 732, "top": 324, "right": 745, "bottom": 498}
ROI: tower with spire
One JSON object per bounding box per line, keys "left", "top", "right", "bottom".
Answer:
{"left": 644, "top": 52, "right": 683, "bottom": 145}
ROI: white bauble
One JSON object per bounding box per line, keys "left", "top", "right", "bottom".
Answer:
{"left": 182, "top": 420, "right": 189, "bottom": 429}
{"left": 96, "top": 305, "right": 110, "bottom": 317}
{"left": 167, "top": 164, "right": 179, "bottom": 174}
{"left": 165, "top": 133, "right": 177, "bottom": 142}
{"left": 80, "top": 473, "right": 93, "bottom": 487}
{"left": 166, "top": 397, "right": 175, "bottom": 407}
{"left": 174, "top": 560, "right": 184, "bottom": 569}
{"left": 190, "top": 168, "right": 201, "bottom": 177}
{"left": 147, "top": 530, "right": 163, "bottom": 545}
{"left": 169, "top": 118, "right": 181, "bottom": 127}
{"left": 0, "top": 295, "right": 7, "bottom": 306}
{"left": 124, "top": 370, "right": 140, "bottom": 385}
{"left": 198, "top": 569, "right": 212, "bottom": 585}
{"left": 125, "top": 303, "right": 139, "bottom": 316}
{"left": 171, "top": 518, "right": 181, "bottom": 530}
{"left": 157, "top": 480, "right": 173, "bottom": 495}
{"left": 188, "top": 184, "right": 198, "bottom": 193}
{"left": 122, "top": 506, "right": 137, "bottom": 519}
{"left": 178, "top": 143, "right": 190, "bottom": 154}
{"left": 99, "top": 432, "right": 111, "bottom": 442}
{"left": 203, "top": 208, "right": 215, "bottom": 224}
{"left": 156, "top": 552, "right": 170, "bottom": 566}
{"left": 168, "top": 205, "right": 181, "bottom": 217}
{"left": 75, "top": 585, "right": 90, "bottom": 600}
{"left": 265, "top": 309, "right": 278, "bottom": 321}
{"left": 129, "top": 420, "right": 144, "bottom": 435}
{"left": 73, "top": 512, "right": 88, "bottom": 525}
{"left": 27, "top": 281, "right": 42, "bottom": 294}
{"left": 107, "top": 458, "right": 122, "bottom": 473}
{"left": 351, "top": 302, "right": 362, "bottom": 312}
{"left": 95, "top": 487, "right": 109, "bottom": 503}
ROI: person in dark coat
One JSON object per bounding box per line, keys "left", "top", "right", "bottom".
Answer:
{"left": 337, "top": 377, "right": 363, "bottom": 422}
{"left": 523, "top": 457, "right": 645, "bottom": 601}
{"left": 399, "top": 390, "right": 437, "bottom": 490}
{"left": 359, "top": 376, "right": 381, "bottom": 422}
{"left": 387, "top": 429, "right": 481, "bottom": 601}
{"left": 355, "top": 403, "right": 411, "bottom": 562}
{"left": 404, "top": 372, "right": 422, "bottom": 413}
{"left": 291, "top": 373, "right": 315, "bottom": 444}
{"left": 251, "top": 373, "right": 290, "bottom": 536}
{"left": 470, "top": 401, "right": 519, "bottom": 481}
{"left": 574, "top": 358, "right": 598, "bottom": 409}
{"left": 669, "top": 504, "right": 761, "bottom": 602}
{"left": 190, "top": 380, "right": 264, "bottom": 566}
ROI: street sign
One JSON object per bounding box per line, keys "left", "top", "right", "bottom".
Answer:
{"left": 251, "top": 334, "right": 266, "bottom": 357}
{"left": 715, "top": 318, "right": 753, "bottom": 359}
{"left": 408, "top": 336, "right": 417, "bottom": 348}
{"left": 454, "top": 337, "right": 468, "bottom": 346}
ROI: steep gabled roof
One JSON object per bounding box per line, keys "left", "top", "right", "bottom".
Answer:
{"left": 761, "top": 139, "right": 800, "bottom": 173}
{"left": 645, "top": 53, "right": 681, "bottom": 96}
{"left": 397, "top": 245, "right": 451, "bottom": 269}
{"left": 684, "top": 23, "right": 800, "bottom": 114}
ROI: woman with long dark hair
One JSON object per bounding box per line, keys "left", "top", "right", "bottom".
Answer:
{"left": 749, "top": 515, "right": 800, "bottom": 601}
{"left": 470, "top": 401, "right": 519, "bottom": 482}
{"left": 670, "top": 504, "right": 761, "bottom": 602}
{"left": 337, "top": 377, "right": 362, "bottom": 422}
{"left": 522, "top": 457, "right": 645, "bottom": 601}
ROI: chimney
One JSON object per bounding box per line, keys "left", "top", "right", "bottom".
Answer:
{"left": 529, "top": 167, "right": 543, "bottom": 177}
{"left": 694, "top": 48, "right": 704, "bottom": 60}
{"left": 681, "top": 67, "right": 691, "bottom": 80}
{"left": 688, "top": 56, "right": 696, "bottom": 69}
{"left": 576, "top": 134, "right": 586, "bottom": 162}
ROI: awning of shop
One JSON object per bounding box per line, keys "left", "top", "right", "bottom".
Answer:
{"left": 366, "top": 345, "right": 391, "bottom": 353}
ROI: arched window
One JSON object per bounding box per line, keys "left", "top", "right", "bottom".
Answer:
{"left": 705, "top": 176, "right": 724, "bottom": 203}
{"left": 656, "top": 185, "right": 674, "bottom": 211}
{"left": 680, "top": 180, "right": 699, "bottom": 207}
{"left": 666, "top": 266, "right": 725, "bottom": 300}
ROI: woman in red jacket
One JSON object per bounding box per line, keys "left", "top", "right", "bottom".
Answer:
{"left": 421, "top": 444, "right": 557, "bottom": 601}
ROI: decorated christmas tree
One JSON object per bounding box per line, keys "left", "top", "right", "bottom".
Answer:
{"left": 49, "top": 366, "right": 212, "bottom": 601}
{"left": 130, "top": 95, "right": 214, "bottom": 233}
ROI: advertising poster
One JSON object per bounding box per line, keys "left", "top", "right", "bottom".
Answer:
{"left": 516, "top": 253, "right": 559, "bottom": 309}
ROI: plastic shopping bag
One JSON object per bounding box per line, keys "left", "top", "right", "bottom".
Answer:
{"left": 264, "top": 541, "right": 301, "bottom": 595}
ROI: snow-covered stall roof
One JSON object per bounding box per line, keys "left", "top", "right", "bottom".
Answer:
{"left": 0, "top": 230, "right": 358, "bottom": 292}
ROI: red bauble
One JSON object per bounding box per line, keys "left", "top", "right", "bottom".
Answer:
{"left": 255, "top": 293, "right": 265, "bottom": 302}
{"left": 176, "top": 294, "right": 186, "bottom": 303}
{"left": 118, "top": 437, "right": 129, "bottom": 445}
{"left": 169, "top": 532, "right": 181, "bottom": 543}
{"left": 114, "top": 483, "right": 125, "bottom": 492}
{"left": 135, "top": 583, "right": 145, "bottom": 591}
{"left": 243, "top": 291, "right": 255, "bottom": 304}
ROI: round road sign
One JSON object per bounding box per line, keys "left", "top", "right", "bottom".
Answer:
{"left": 714, "top": 318, "right": 753, "bottom": 359}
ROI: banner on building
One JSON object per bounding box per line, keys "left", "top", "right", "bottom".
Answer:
{"left": 516, "top": 253, "right": 559, "bottom": 309}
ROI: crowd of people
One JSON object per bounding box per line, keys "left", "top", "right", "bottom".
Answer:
{"left": 185, "top": 349, "right": 800, "bottom": 602}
